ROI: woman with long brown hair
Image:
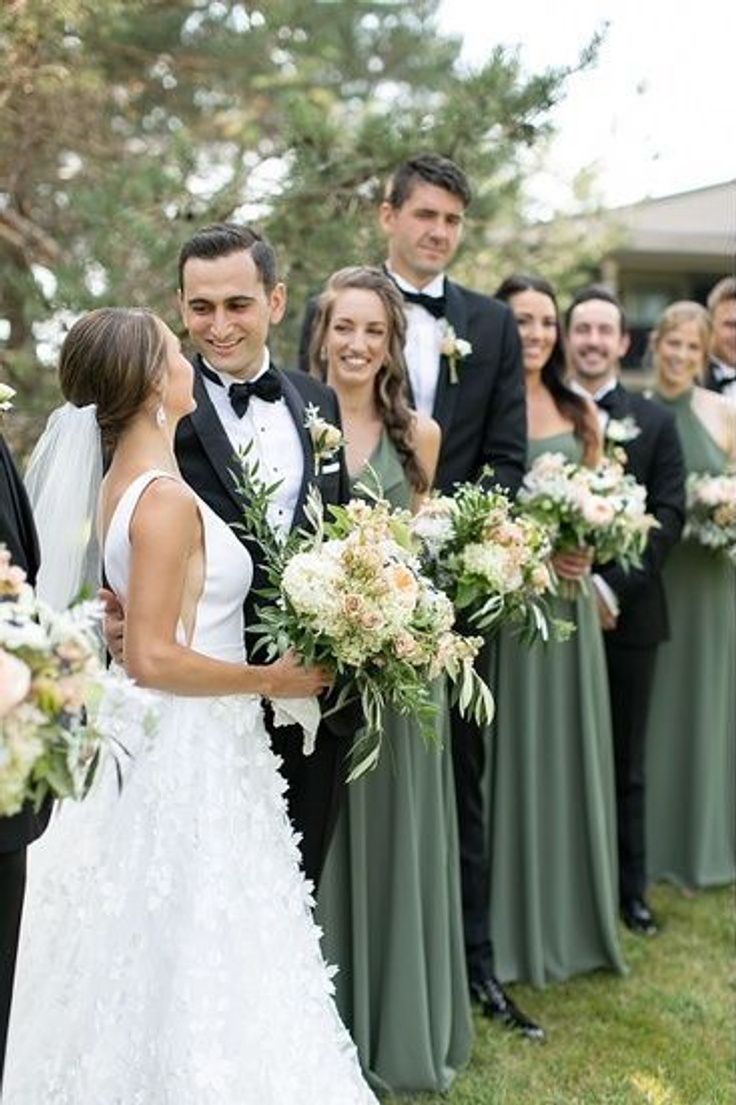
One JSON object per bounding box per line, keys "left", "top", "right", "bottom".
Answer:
{"left": 310, "top": 266, "right": 473, "bottom": 1094}
{"left": 484, "top": 274, "right": 625, "bottom": 986}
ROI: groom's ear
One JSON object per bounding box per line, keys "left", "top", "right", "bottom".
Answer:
{"left": 176, "top": 289, "right": 187, "bottom": 329}
{"left": 269, "top": 282, "right": 287, "bottom": 326}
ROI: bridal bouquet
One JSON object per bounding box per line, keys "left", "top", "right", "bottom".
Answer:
{"left": 683, "top": 472, "right": 736, "bottom": 562}
{"left": 516, "top": 452, "right": 658, "bottom": 571}
{"left": 0, "top": 546, "right": 151, "bottom": 817}
{"left": 235, "top": 462, "right": 494, "bottom": 780}
{"left": 410, "top": 479, "right": 570, "bottom": 643}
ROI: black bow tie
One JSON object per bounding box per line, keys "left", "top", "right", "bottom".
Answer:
{"left": 399, "top": 288, "right": 446, "bottom": 320}
{"left": 198, "top": 359, "right": 283, "bottom": 417}
{"left": 595, "top": 390, "right": 619, "bottom": 414}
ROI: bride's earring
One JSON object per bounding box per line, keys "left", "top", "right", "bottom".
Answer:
{"left": 155, "top": 404, "right": 166, "bottom": 427}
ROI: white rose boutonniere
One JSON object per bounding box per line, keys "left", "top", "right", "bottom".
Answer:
{"left": 604, "top": 415, "right": 640, "bottom": 462}
{"left": 0, "top": 384, "right": 16, "bottom": 414}
{"left": 440, "top": 323, "right": 472, "bottom": 385}
{"left": 304, "top": 403, "right": 347, "bottom": 473}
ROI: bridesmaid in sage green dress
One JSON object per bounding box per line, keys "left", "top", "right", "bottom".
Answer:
{"left": 485, "top": 275, "right": 626, "bottom": 986}
{"left": 308, "top": 266, "right": 473, "bottom": 1094}
{"left": 646, "top": 301, "right": 736, "bottom": 888}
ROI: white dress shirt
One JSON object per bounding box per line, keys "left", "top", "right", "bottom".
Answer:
{"left": 387, "top": 265, "right": 445, "bottom": 417}
{"left": 201, "top": 350, "right": 303, "bottom": 537}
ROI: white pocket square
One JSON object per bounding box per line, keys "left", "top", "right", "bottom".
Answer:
{"left": 320, "top": 462, "right": 340, "bottom": 474}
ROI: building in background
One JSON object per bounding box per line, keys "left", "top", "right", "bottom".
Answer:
{"left": 601, "top": 180, "right": 735, "bottom": 366}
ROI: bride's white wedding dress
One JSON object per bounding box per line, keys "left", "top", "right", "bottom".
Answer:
{"left": 3, "top": 471, "right": 376, "bottom": 1104}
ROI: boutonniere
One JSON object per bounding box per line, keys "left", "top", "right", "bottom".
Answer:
{"left": 304, "top": 403, "right": 346, "bottom": 473}
{"left": 440, "top": 323, "right": 472, "bottom": 385}
{"left": 0, "top": 384, "right": 16, "bottom": 414}
{"left": 604, "top": 415, "right": 640, "bottom": 462}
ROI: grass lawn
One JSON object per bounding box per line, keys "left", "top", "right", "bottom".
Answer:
{"left": 385, "top": 884, "right": 735, "bottom": 1105}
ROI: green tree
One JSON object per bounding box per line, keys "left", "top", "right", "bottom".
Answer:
{"left": 0, "top": 0, "right": 600, "bottom": 452}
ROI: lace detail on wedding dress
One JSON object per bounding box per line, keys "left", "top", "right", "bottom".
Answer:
{"left": 3, "top": 472, "right": 375, "bottom": 1104}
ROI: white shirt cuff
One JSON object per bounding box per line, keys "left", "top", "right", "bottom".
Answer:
{"left": 592, "top": 574, "right": 620, "bottom": 618}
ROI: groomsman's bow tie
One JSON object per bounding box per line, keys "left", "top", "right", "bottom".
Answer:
{"left": 398, "top": 288, "right": 446, "bottom": 320}
{"left": 199, "top": 359, "right": 283, "bottom": 417}
{"left": 595, "top": 390, "right": 618, "bottom": 414}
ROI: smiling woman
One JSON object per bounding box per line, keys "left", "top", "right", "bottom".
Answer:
{"left": 645, "top": 301, "right": 736, "bottom": 891}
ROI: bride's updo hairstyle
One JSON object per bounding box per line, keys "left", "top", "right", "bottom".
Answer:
{"left": 59, "top": 307, "right": 167, "bottom": 452}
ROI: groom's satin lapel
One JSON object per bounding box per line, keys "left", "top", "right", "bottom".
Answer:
{"left": 431, "top": 281, "right": 467, "bottom": 437}
{"left": 188, "top": 364, "right": 245, "bottom": 513}
{"left": 279, "top": 370, "right": 315, "bottom": 532}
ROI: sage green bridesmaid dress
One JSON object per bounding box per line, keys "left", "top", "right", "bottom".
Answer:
{"left": 645, "top": 389, "right": 736, "bottom": 887}
{"left": 483, "top": 431, "right": 625, "bottom": 987}
{"left": 316, "top": 432, "right": 473, "bottom": 1095}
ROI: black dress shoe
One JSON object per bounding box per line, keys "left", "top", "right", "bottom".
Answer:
{"left": 621, "top": 897, "right": 659, "bottom": 936}
{"left": 470, "top": 976, "right": 545, "bottom": 1041}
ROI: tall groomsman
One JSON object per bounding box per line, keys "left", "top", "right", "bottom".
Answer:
{"left": 0, "top": 432, "right": 50, "bottom": 1087}
{"left": 301, "top": 154, "right": 542, "bottom": 1039}
{"left": 704, "top": 276, "right": 736, "bottom": 401}
{"left": 565, "top": 286, "right": 686, "bottom": 935}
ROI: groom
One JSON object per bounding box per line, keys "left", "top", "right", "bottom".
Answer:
{"left": 107, "top": 223, "right": 354, "bottom": 889}
{"left": 0, "top": 432, "right": 50, "bottom": 1086}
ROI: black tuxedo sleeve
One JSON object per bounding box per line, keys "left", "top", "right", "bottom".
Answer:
{"left": 598, "top": 410, "right": 685, "bottom": 606}
{"left": 479, "top": 309, "right": 526, "bottom": 497}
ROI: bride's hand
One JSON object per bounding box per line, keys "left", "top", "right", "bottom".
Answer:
{"left": 263, "top": 650, "right": 331, "bottom": 699}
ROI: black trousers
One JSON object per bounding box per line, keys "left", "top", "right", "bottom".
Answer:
{"left": 269, "top": 720, "right": 346, "bottom": 890}
{"left": 604, "top": 640, "right": 658, "bottom": 904}
{"left": 450, "top": 639, "right": 495, "bottom": 984}
{"left": 0, "top": 847, "right": 26, "bottom": 1089}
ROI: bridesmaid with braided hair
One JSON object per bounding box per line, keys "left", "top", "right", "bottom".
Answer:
{"left": 309, "top": 266, "right": 473, "bottom": 1095}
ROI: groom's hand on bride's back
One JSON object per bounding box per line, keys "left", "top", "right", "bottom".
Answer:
{"left": 99, "top": 587, "right": 125, "bottom": 665}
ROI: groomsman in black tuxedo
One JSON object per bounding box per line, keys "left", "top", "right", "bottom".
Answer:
{"left": 0, "top": 433, "right": 50, "bottom": 1087}
{"left": 565, "top": 286, "right": 686, "bottom": 936}
{"left": 104, "top": 224, "right": 354, "bottom": 889}
{"left": 300, "top": 155, "right": 540, "bottom": 1038}
{"left": 704, "top": 277, "right": 736, "bottom": 401}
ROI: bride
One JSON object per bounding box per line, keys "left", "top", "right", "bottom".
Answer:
{"left": 2, "top": 307, "right": 377, "bottom": 1104}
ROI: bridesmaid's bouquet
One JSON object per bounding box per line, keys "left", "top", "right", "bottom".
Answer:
{"left": 0, "top": 546, "right": 151, "bottom": 817}
{"left": 516, "top": 452, "right": 658, "bottom": 571}
{"left": 410, "top": 479, "right": 570, "bottom": 643}
{"left": 684, "top": 472, "right": 736, "bottom": 562}
{"left": 235, "top": 463, "right": 494, "bottom": 780}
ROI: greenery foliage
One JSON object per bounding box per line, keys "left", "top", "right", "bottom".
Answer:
{"left": 1, "top": 0, "right": 605, "bottom": 453}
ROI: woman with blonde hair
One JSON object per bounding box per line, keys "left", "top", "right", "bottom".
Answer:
{"left": 310, "top": 266, "right": 473, "bottom": 1094}
{"left": 646, "top": 300, "right": 736, "bottom": 888}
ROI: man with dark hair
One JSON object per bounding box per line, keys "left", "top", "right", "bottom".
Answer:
{"left": 104, "top": 222, "right": 355, "bottom": 889}
{"left": 705, "top": 276, "right": 736, "bottom": 401}
{"left": 299, "top": 154, "right": 539, "bottom": 1039}
{"left": 0, "top": 432, "right": 49, "bottom": 1088}
{"left": 383, "top": 152, "right": 473, "bottom": 211}
{"left": 566, "top": 285, "right": 686, "bottom": 936}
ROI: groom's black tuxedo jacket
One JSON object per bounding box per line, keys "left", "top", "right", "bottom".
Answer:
{"left": 174, "top": 356, "right": 352, "bottom": 734}
{"left": 298, "top": 278, "right": 527, "bottom": 496}
{"left": 0, "top": 434, "right": 50, "bottom": 854}
{"left": 596, "top": 383, "right": 685, "bottom": 648}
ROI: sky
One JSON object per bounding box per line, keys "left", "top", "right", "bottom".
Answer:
{"left": 437, "top": 0, "right": 735, "bottom": 215}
